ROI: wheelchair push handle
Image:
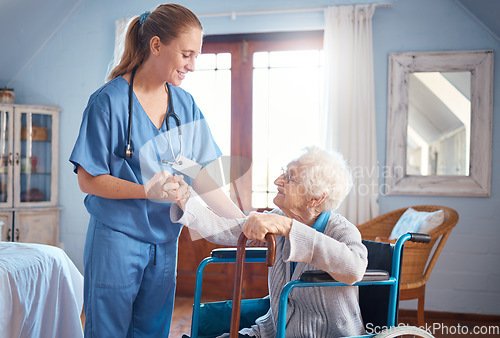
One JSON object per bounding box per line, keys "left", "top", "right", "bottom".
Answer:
{"left": 408, "top": 232, "right": 431, "bottom": 243}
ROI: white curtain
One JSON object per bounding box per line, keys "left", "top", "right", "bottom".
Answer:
{"left": 106, "top": 17, "right": 131, "bottom": 81}
{"left": 322, "top": 5, "right": 379, "bottom": 225}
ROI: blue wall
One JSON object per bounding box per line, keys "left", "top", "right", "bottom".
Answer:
{"left": 8, "top": 0, "right": 500, "bottom": 315}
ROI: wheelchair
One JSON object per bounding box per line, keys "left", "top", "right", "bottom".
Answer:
{"left": 184, "top": 232, "right": 435, "bottom": 338}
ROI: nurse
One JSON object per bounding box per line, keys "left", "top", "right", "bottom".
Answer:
{"left": 69, "top": 4, "right": 244, "bottom": 337}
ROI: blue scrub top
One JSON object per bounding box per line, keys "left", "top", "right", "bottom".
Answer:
{"left": 70, "top": 76, "right": 221, "bottom": 244}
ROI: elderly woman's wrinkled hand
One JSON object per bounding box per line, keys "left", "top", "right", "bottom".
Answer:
{"left": 175, "top": 176, "right": 191, "bottom": 209}
{"left": 242, "top": 212, "right": 293, "bottom": 242}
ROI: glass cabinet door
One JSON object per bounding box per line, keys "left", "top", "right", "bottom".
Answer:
{"left": 15, "top": 107, "right": 58, "bottom": 207}
{"left": 0, "top": 106, "right": 13, "bottom": 207}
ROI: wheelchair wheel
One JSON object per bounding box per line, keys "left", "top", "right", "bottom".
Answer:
{"left": 375, "top": 326, "right": 435, "bottom": 338}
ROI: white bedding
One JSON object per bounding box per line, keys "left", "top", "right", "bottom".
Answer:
{"left": 0, "top": 242, "right": 84, "bottom": 338}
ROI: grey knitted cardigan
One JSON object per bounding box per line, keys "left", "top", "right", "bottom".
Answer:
{"left": 171, "top": 199, "right": 368, "bottom": 337}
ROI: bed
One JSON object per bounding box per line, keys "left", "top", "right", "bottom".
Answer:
{"left": 0, "top": 242, "right": 84, "bottom": 338}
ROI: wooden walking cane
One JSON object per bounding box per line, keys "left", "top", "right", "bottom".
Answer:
{"left": 229, "top": 233, "right": 276, "bottom": 338}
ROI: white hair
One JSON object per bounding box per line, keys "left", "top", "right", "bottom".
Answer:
{"left": 289, "top": 146, "right": 352, "bottom": 212}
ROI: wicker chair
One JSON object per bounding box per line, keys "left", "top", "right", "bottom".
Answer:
{"left": 357, "top": 205, "right": 459, "bottom": 326}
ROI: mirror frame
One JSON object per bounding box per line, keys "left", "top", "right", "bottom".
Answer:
{"left": 385, "top": 50, "right": 493, "bottom": 196}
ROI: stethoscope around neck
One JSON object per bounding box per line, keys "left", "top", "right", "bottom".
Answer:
{"left": 125, "top": 66, "right": 183, "bottom": 165}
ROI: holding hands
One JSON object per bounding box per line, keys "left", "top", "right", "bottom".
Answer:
{"left": 144, "top": 170, "right": 190, "bottom": 205}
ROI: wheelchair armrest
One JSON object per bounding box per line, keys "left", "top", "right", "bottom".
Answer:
{"left": 211, "top": 247, "right": 268, "bottom": 259}
{"left": 299, "top": 269, "right": 390, "bottom": 283}
{"left": 360, "top": 269, "right": 391, "bottom": 281}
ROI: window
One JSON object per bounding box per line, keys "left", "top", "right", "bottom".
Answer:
{"left": 181, "top": 52, "right": 232, "bottom": 155}
{"left": 182, "top": 32, "right": 324, "bottom": 211}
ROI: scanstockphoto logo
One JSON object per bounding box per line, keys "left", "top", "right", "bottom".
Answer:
{"left": 365, "top": 322, "right": 500, "bottom": 336}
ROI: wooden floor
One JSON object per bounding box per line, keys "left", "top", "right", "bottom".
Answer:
{"left": 169, "top": 297, "right": 500, "bottom": 338}
{"left": 169, "top": 297, "right": 194, "bottom": 337}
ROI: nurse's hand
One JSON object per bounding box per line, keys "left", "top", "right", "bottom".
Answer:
{"left": 160, "top": 174, "right": 190, "bottom": 206}
{"left": 145, "top": 170, "right": 179, "bottom": 200}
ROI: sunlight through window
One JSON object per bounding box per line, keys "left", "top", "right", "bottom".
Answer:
{"left": 180, "top": 39, "right": 324, "bottom": 209}
{"left": 252, "top": 50, "right": 324, "bottom": 208}
{"left": 181, "top": 53, "right": 232, "bottom": 197}
{"left": 181, "top": 53, "right": 231, "bottom": 155}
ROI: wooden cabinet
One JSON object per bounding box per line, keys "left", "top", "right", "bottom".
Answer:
{"left": 0, "top": 104, "right": 60, "bottom": 246}
{"left": 0, "top": 211, "right": 13, "bottom": 243}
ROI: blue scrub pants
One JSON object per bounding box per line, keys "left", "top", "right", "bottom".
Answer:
{"left": 83, "top": 217, "right": 178, "bottom": 337}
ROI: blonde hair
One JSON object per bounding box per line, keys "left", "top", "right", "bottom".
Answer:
{"left": 108, "top": 3, "right": 202, "bottom": 81}
{"left": 290, "top": 146, "right": 352, "bottom": 212}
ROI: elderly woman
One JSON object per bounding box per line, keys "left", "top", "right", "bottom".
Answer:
{"left": 170, "top": 146, "right": 368, "bottom": 337}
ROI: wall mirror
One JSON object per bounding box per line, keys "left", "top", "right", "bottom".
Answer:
{"left": 385, "top": 50, "right": 493, "bottom": 196}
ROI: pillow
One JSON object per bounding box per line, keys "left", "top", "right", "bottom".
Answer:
{"left": 419, "top": 209, "right": 444, "bottom": 234}
{"left": 389, "top": 208, "right": 444, "bottom": 240}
